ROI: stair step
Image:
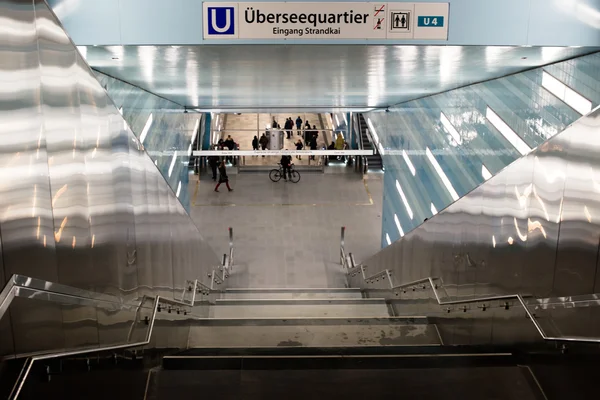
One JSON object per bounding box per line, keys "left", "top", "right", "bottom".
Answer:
{"left": 210, "top": 298, "right": 390, "bottom": 318}
{"left": 186, "top": 317, "right": 440, "bottom": 348}
{"left": 164, "top": 348, "right": 515, "bottom": 370}
{"left": 223, "top": 288, "right": 363, "bottom": 300}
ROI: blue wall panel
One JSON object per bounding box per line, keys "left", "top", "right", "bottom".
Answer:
{"left": 371, "top": 51, "right": 600, "bottom": 248}
{"left": 95, "top": 71, "right": 199, "bottom": 211}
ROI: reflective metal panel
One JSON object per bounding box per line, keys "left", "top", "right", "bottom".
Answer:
{"left": 36, "top": 1, "right": 94, "bottom": 291}
{"left": 553, "top": 117, "right": 600, "bottom": 296}
{"left": 360, "top": 107, "right": 600, "bottom": 345}
{"left": 0, "top": 0, "right": 220, "bottom": 359}
{"left": 61, "top": 304, "right": 99, "bottom": 349}
{"left": 0, "top": 0, "right": 58, "bottom": 281}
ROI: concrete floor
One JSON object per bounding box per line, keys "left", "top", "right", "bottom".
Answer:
{"left": 189, "top": 169, "right": 384, "bottom": 289}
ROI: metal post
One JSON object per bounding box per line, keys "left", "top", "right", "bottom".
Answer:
{"left": 190, "top": 279, "right": 198, "bottom": 305}
{"left": 340, "top": 226, "right": 346, "bottom": 266}
{"left": 180, "top": 284, "right": 187, "bottom": 303}
{"left": 228, "top": 227, "right": 234, "bottom": 266}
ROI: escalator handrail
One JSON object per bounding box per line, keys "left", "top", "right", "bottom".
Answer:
{"left": 353, "top": 114, "right": 368, "bottom": 173}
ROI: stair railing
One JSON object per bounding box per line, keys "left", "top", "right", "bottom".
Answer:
{"left": 0, "top": 274, "right": 201, "bottom": 399}
{"left": 346, "top": 265, "right": 600, "bottom": 344}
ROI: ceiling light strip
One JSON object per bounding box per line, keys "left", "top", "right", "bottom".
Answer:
{"left": 139, "top": 113, "right": 154, "bottom": 144}
{"left": 485, "top": 107, "right": 530, "bottom": 156}
{"left": 481, "top": 164, "right": 492, "bottom": 180}
{"left": 425, "top": 147, "right": 459, "bottom": 201}
{"left": 402, "top": 150, "right": 416, "bottom": 176}
{"left": 385, "top": 233, "right": 392, "bottom": 246}
{"left": 440, "top": 112, "right": 461, "bottom": 145}
{"left": 395, "top": 179, "right": 414, "bottom": 219}
{"left": 168, "top": 151, "right": 178, "bottom": 178}
{"left": 541, "top": 71, "right": 592, "bottom": 115}
{"left": 394, "top": 214, "right": 405, "bottom": 237}
{"left": 430, "top": 203, "right": 438, "bottom": 215}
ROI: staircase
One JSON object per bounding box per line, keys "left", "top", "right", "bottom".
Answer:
{"left": 8, "top": 284, "right": 599, "bottom": 399}
{"left": 183, "top": 287, "right": 442, "bottom": 348}
{"left": 358, "top": 113, "right": 383, "bottom": 170}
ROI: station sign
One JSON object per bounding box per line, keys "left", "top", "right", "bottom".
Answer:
{"left": 202, "top": 2, "right": 449, "bottom": 40}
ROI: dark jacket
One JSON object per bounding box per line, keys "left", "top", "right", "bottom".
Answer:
{"left": 208, "top": 156, "right": 219, "bottom": 166}
{"left": 280, "top": 155, "right": 291, "bottom": 167}
{"left": 252, "top": 137, "right": 259, "bottom": 148}
{"left": 296, "top": 117, "right": 302, "bottom": 127}
{"left": 218, "top": 165, "right": 228, "bottom": 182}
{"left": 259, "top": 135, "right": 268, "bottom": 146}
{"left": 295, "top": 142, "right": 304, "bottom": 150}
{"left": 224, "top": 138, "right": 235, "bottom": 150}
{"left": 310, "top": 137, "right": 318, "bottom": 150}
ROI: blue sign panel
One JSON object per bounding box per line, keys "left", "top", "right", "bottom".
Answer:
{"left": 207, "top": 7, "right": 235, "bottom": 35}
{"left": 417, "top": 16, "right": 444, "bottom": 27}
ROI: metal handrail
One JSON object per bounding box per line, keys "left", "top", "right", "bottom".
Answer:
{"left": 355, "top": 272, "right": 600, "bottom": 343}
{"left": 0, "top": 274, "right": 198, "bottom": 399}
{"left": 228, "top": 227, "right": 234, "bottom": 267}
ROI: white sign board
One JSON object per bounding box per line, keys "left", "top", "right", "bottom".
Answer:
{"left": 203, "top": 2, "right": 449, "bottom": 40}
{"left": 193, "top": 150, "right": 374, "bottom": 156}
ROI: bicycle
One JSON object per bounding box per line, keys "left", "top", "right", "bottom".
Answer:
{"left": 269, "top": 163, "right": 301, "bottom": 183}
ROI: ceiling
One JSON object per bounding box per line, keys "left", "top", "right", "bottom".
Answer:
{"left": 81, "top": 45, "right": 599, "bottom": 111}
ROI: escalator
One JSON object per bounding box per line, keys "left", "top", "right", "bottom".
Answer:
{"left": 357, "top": 113, "right": 383, "bottom": 171}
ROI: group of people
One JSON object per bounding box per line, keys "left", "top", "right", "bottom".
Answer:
{"left": 207, "top": 119, "right": 331, "bottom": 192}
{"left": 252, "top": 134, "right": 269, "bottom": 152}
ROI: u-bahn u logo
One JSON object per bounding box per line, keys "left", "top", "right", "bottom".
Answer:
{"left": 207, "top": 7, "right": 235, "bottom": 35}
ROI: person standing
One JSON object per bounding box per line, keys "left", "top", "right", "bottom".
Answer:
{"left": 224, "top": 135, "right": 235, "bottom": 163}
{"left": 280, "top": 154, "right": 292, "bottom": 181}
{"left": 309, "top": 134, "right": 318, "bottom": 160}
{"left": 208, "top": 155, "right": 219, "bottom": 181}
{"left": 295, "top": 139, "right": 304, "bottom": 160}
{"left": 214, "top": 161, "right": 233, "bottom": 192}
{"left": 252, "top": 135, "right": 259, "bottom": 151}
{"left": 287, "top": 118, "right": 294, "bottom": 139}
{"left": 295, "top": 116, "right": 303, "bottom": 134}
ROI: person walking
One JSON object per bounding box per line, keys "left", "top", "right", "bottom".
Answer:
{"left": 295, "top": 116, "right": 303, "bottom": 134}
{"left": 295, "top": 139, "right": 304, "bottom": 159}
{"left": 259, "top": 133, "right": 269, "bottom": 156}
{"left": 214, "top": 161, "right": 233, "bottom": 192}
{"left": 252, "top": 135, "right": 259, "bottom": 151}
{"left": 208, "top": 155, "right": 219, "bottom": 181}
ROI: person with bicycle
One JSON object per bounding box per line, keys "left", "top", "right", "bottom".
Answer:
{"left": 280, "top": 153, "right": 292, "bottom": 182}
